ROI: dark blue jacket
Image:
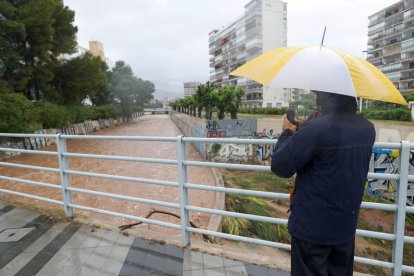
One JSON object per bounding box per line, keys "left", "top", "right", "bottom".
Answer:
{"left": 271, "top": 96, "right": 375, "bottom": 245}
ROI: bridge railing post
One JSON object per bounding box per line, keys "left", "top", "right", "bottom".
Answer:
{"left": 57, "top": 134, "right": 73, "bottom": 217}
{"left": 392, "top": 141, "right": 410, "bottom": 276}
{"left": 177, "top": 135, "right": 190, "bottom": 246}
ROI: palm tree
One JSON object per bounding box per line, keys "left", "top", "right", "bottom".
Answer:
{"left": 186, "top": 96, "right": 196, "bottom": 116}
{"left": 223, "top": 86, "right": 245, "bottom": 119}
{"left": 195, "top": 82, "right": 216, "bottom": 119}
{"left": 214, "top": 89, "right": 226, "bottom": 120}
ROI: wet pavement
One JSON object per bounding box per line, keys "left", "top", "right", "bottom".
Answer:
{"left": 0, "top": 202, "right": 291, "bottom": 275}
{"left": 0, "top": 115, "right": 218, "bottom": 236}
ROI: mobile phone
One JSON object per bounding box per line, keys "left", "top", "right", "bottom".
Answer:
{"left": 287, "top": 108, "right": 299, "bottom": 126}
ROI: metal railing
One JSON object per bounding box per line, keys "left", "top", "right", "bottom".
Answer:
{"left": 0, "top": 133, "right": 412, "bottom": 275}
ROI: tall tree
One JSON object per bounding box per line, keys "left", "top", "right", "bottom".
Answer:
{"left": 214, "top": 89, "right": 226, "bottom": 119}
{"left": 53, "top": 53, "right": 108, "bottom": 105}
{"left": 195, "top": 82, "right": 216, "bottom": 119}
{"left": 108, "top": 61, "right": 155, "bottom": 117}
{"left": 221, "top": 86, "right": 245, "bottom": 119}
{"left": 0, "top": 0, "right": 77, "bottom": 100}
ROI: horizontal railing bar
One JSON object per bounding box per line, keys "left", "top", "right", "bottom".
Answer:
{"left": 0, "top": 134, "right": 409, "bottom": 149}
{"left": 65, "top": 170, "right": 179, "bottom": 187}
{"left": 373, "top": 142, "right": 402, "bottom": 149}
{"left": 182, "top": 137, "right": 278, "bottom": 145}
{"left": 0, "top": 133, "right": 58, "bottom": 138}
{"left": 185, "top": 183, "right": 289, "bottom": 200}
{"left": 0, "top": 148, "right": 58, "bottom": 156}
{"left": 356, "top": 229, "right": 395, "bottom": 240}
{"left": 187, "top": 227, "right": 291, "bottom": 250}
{"left": 186, "top": 205, "right": 288, "bottom": 224}
{"left": 405, "top": 236, "right": 414, "bottom": 244}
{"left": 0, "top": 189, "right": 63, "bottom": 205}
{"left": 360, "top": 201, "right": 397, "bottom": 211}
{"left": 184, "top": 160, "right": 270, "bottom": 171}
{"left": 69, "top": 203, "right": 181, "bottom": 230}
{"left": 407, "top": 206, "right": 414, "bottom": 214}
{"left": 402, "top": 264, "right": 414, "bottom": 273}
{"left": 60, "top": 134, "right": 177, "bottom": 142}
{"left": 63, "top": 152, "right": 177, "bottom": 165}
{"left": 0, "top": 162, "right": 60, "bottom": 173}
{"left": 367, "top": 172, "right": 399, "bottom": 180}
{"left": 354, "top": 256, "right": 394, "bottom": 269}
{"left": 0, "top": 175, "right": 60, "bottom": 190}
{"left": 66, "top": 187, "right": 180, "bottom": 209}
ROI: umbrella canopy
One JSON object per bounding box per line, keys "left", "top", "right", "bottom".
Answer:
{"left": 230, "top": 46, "right": 408, "bottom": 105}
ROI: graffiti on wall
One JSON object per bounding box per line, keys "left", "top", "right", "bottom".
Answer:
{"left": 206, "top": 128, "right": 281, "bottom": 163}
{"left": 208, "top": 143, "right": 254, "bottom": 163}
{"left": 206, "top": 119, "right": 256, "bottom": 138}
{"left": 0, "top": 115, "right": 138, "bottom": 159}
{"left": 254, "top": 129, "right": 280, "bottom": 164}
{"left": 206, "top": 121, "right": 226, "bottom": 138}
{"left": 367, "top": 147, "right": 414, "bottom": 205}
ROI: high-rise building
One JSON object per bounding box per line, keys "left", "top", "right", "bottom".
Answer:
{"left": 61, "top": 41, "right": 106, "bottom": 62}
{"left": 89, "top": 41, "right": 105, "bottom": 61}
{"left": 184, "top": 81, "right": 201, "bottom": 98}
{"left": 209, "top": 0, "right": 287, "bottom": 108}
{"left": 367, "top": 0, "right": 414, "bottom": 94}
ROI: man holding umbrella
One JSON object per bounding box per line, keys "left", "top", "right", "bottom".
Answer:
{"left": 271, "top": 91, "right": 375, "bottom": 275}
{"left": 231, "top": 45, "right": 407, "bottom": 275}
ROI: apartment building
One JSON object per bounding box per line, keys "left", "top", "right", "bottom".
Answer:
{"left": 61, "top": 40, "right": 106, "bottom": 62}
{"left": 209, "top": 0, "right": 287, "bottom": 108}
{"left": 183, "top": 81, "right": 201, "bottom": 98}
{"left": 367, "top": 0, "right": 414, "bottom": 94}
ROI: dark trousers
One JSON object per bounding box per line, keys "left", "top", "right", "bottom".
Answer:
{"left": 291, "top": 236, "right": 355, "bottom": 276}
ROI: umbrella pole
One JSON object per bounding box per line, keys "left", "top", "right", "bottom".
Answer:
{"left": 359, "top": 98, "right": 363, "bottom": 112}
{"left": 320, "top": 26, "right": 327, "bottom": 48}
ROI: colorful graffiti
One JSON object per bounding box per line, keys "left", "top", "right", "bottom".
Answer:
{"left": 254, "top": 129, "right": 280, "bottom": 164}
{"left": 208, "top": 143, "right": 254, "bottom": 163}
{"left": 206, "top": 121, "right": 226, "bottom": 138}
{"left": 367, "top": 147, "right": 414, "bottom": 205}
{"left": 206, "top": 128, "right": 281, "bottom": 164}
{"left": 206, "top": 119, "right": 256, "bottom": 138}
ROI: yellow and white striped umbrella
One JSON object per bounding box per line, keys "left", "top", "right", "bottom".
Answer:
{"left": 230, "top": 46, "right": 408, "bottom": 105}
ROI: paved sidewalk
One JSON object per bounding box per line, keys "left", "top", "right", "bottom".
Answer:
{"left": 0, "top": 203, "right": 290, "bottom": 275}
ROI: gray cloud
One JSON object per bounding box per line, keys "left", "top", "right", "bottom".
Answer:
{"left": 64, "top": 0, "right": 398, "bottom": 99}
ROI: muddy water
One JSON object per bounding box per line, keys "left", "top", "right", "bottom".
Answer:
{"left": 0, "top": 115, "right": 217, "bottom": 234}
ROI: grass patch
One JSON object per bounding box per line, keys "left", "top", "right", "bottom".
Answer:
{"left": 223, "top": 193, "right": 290, "bottom": 244}
{"left": 222, "top": 217, "right": 251, "bottom": 236}
{"left": 225, "top": 171, "right": 294, "bottom": 194}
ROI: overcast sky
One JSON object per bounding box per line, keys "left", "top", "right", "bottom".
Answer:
{"left": 63, "top": 0, "right": 398, "bottom": 99}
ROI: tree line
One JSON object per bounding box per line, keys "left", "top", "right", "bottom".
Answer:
{"left": 0, "top": 0, "right": 154, "bottom": 133}
{"left": 170, "top": 82, "right": 245, "bottom": 120}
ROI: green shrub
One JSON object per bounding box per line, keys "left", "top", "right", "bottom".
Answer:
{"left": 67, "top": 106, "right": 93, "bottom": 124}
{"left": 360, "top": 108, "right": 411, "bottom": 121}
{"left": 36, "top": 102, "right": 71, "bottom": 128}
{"left": 239, "top": 107, "right": 288, "bottom": 115}
{"left": 91, "top": 104, "right": 118, "bottom": 120}
{"left": 0, "top": 92, "right": 39, "bottom": 133}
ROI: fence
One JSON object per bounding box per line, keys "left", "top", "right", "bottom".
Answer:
{"left": 0, "top": 133, "right": 413, "bottom": 275}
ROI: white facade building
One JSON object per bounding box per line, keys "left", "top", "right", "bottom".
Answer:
{"left": 183, "top": 81, "right": 201, "bottom": 98}
{"left": 367, "top": 0, "right": 414, "bottom": 94}
{"left": 209, "top": 0, "right": 287, "bottom": 108}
